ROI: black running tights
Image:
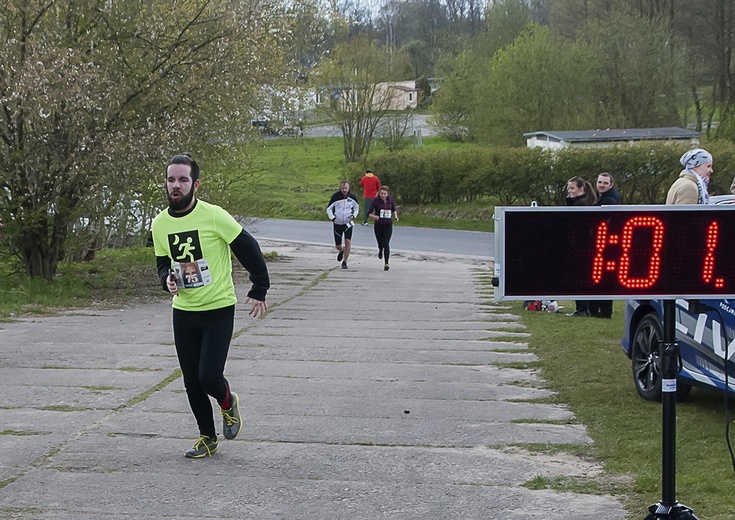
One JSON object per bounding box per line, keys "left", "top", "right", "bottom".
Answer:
{"left": 173, "top": 305, "right": 235, "bottom": 438}
{"left": 374, "top": 224, "right": 393, "bottom": 263}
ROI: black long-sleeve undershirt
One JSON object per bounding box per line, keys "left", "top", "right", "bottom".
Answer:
{"left": 229, "top": 229, "right": 270, "bottom": 301}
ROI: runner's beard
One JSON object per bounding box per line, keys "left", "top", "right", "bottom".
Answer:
{"left": 167, "top": 186, "right": 195, "bottom": 212}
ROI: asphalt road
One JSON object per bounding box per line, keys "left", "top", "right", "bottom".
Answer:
{"left": 243, "top": 218, "right": 494, "bottom": 260}
{"left": 302, "top": 114, "right": 438, "bottom": 138}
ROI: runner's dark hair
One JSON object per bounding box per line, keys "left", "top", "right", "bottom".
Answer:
{"left": 168, "top": 153, "right": 200, "bottom": 182}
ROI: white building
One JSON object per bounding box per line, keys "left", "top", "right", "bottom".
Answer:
{"left": 523, "top": 127, "right": 700, "bottom": 150}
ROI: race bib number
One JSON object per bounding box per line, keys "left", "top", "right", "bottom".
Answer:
{"left": 379, "top": 209, "right": 392, "bottom": 219}
{"left": 173, "top": 259, "right": 213, "bottom": 289}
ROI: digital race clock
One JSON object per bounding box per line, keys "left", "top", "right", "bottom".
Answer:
{"left": 493, "top": 205, "right": 735, "bottom": 300}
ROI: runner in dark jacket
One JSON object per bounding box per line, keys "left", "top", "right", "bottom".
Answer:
{"left": 368, "top": 185, "right": 399, "bottom": 271}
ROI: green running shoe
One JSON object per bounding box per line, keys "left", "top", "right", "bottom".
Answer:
{"left": 221, "top": 392, "right": 243, "bottom": 440}
{"left": 185, "top": 435, "right": 218, "bottom": 459}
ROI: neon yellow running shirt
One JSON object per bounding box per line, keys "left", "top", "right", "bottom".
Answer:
{"left": 152, "top": 200, "right": 243, "bottom": 311}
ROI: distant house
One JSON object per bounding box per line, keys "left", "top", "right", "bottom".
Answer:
{"left": 376, "top": 81, "right": 419, "bottom": 110}
{"left": 311, "top": 80, "right": 419, "bottom": 112}
{"left": 326, "top": 80, "right": 419, "bottom": 110}
{"left": 251, "top": 85, "right": 317, "bottom": 123}
{"left": 250, "top": 77, "right": 423, "bottom": 123}
{"left": 523, "top": 127, "right": 700, "bottom": 151}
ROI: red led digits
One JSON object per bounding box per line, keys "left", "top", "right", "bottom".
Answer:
{"left": 702, "top": 221, "right": 724, "bottom": 288}
{"left": 617, "top": 216, "right": 664, "bottom": 289}
{"left": 591, "top": 222, "right": 608, "bottom": 283}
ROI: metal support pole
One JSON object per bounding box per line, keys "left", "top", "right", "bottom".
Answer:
{"left": 661, "top": 298, "right": 677, "bottom": 506}
{"left": 643, "top": 300, "right": 699, "bottom": 520}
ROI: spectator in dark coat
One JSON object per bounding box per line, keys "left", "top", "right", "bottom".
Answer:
{"left": 594, "top": 172, "right": 622, "bottom": 206}
{"left": 589, "top": 172, "right": 621, "bottom": 318}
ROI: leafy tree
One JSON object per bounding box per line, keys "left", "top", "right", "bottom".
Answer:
{"left": 329, "top": 0, "right": 378, "bottom": 41}
{"left": 472, "top": 24, "right": 594, "bottom": 145}
{"left": 445, "top": 0, "right": 485, "bottom": 35}
{"left": 547, "top": 0, "right": 734, "bottom": 140}
{"left": 416, "top": 76, "right": 432, "bottom": 108}
{"left": 376, "top": 0, "right": 449, "bottom": 78}
{"left": 578, "top": 11, "right": 683, "bottom": 128}
{"left": 548, "top": 0, "right": 616, "bottom": 37}
{"left": 528, "top": 0, "right": 554, "bottom": 24}
{"left": 434, "top": 5, "right": 684, "bottom": 145}
{"left": 0, "top": 0, "right": 298, "bottom": 279}
{"left": 282, "top": 0, "right": 332, "bottom": 84}
{"left": 311, "top": 34, "right": 413, "bottom": 162}
{"left": 481, "top": 0, "right": 535, "bottom": 51}
{"left": 430, "top": 51, "right": 475, "bottom": 140}
{"left": 430, "top": 0, "right": 531, "bottom": 141}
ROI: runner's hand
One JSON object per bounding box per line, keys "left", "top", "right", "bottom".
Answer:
{"left": 167, "top": 272, "right": 179, "bottom": 296}
{"left": 245, "top": 297, "right": 268, "bottom": 318}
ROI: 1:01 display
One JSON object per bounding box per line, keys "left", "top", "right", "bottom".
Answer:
{"left": 591, "top": 216, "right": 724, "bottom": 290}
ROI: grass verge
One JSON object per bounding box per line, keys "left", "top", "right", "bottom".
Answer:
{"left": 517, "top": 299, "right": 735, "bottom": 519}
{"left": 0, "top": 246, "right": 282, "bottom": 319}
{"left": 0, "top": 247, "right": 165, "bottom": 319}
{"left": 219, "top": 136, "right": 494, "bottom": 231}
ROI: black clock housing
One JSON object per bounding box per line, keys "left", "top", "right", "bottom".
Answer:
{"left": 493, "top": 205, "right": 735, "bottom": 300}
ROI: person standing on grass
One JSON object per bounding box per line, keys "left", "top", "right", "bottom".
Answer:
{"left": 152, "top": 153, "right": 270, "bottom": 459}
{"left": 564, "top": 176, "right": 595, "bottom": 317}
{"left": 594, "top": 172, "right": 622, "bottom": 206}
{"left": 589, "top": 172, "right": 621, "bottom": 319}
{"left": 368, "top": 185, "right": 399, "bottom": 271}
{"left": 327, "top": 180, "right": 359, "bottom": 269}
{"left": 666, "top": 148, "right": 713, "bottom": 205}
{"left": 359, "top": 169, "right": 381, "bottom": 225}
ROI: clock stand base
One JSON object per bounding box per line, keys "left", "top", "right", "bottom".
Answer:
{"left": 643, "top": 502, "right": 699, "bottom": 520}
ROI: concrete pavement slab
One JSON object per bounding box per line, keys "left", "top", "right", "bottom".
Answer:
{"left": 233, "top": 335, "right": 529, "bottom": 351}
{"left": 211, "top": 376, "right": 556, "bottom": 403}
{"left": 0, "top": 241, "right": 627, "bottom": 519}
{"left": 227, "top": 346, "right": 535, "bottom": 365}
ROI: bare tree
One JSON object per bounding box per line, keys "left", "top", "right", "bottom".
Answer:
{"left": 380, "top": 111, "right": 414, "bottom": 151}
{"left": 675, "top": 0, "right": 735, "bottom": 137}
{"left": 312, "top": 34, "right": 413, "bottom": 162}
{"left": 374, "top": 0, "right": 451, "bottom": 77}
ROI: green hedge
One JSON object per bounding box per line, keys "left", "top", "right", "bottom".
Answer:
{"left": 348, "top": 140, "right": 735, "bottom": 206}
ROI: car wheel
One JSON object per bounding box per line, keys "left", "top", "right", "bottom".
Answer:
{"left": 631, "top": 313, "right": 691, "bottom": 402}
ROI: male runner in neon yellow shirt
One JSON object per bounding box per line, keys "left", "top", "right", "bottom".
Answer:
{"left": 152, "top": 154, "right": 270, "bottom": 458}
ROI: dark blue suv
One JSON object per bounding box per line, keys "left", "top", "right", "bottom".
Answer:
{"left": 621, "top": 195, "right": 735, "bottom": 401}
{"left": 621, "top": 299, "right": 735, "bottom": 401}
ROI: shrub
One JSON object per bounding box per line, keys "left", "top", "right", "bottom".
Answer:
{"left": 363, "top": 141, "right": 735, "bottom": 206}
